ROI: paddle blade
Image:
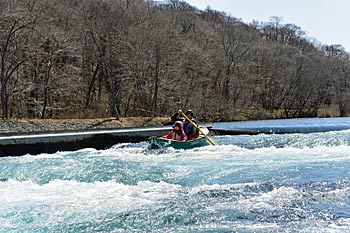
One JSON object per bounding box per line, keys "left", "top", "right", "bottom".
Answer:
{"left": 200, "top": 127, "right": 209, "bottom": 135}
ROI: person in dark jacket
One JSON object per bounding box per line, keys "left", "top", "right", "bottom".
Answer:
{"left": 171, "top": 112, "right": 183, "bottom": 124}
{"left": 183, "top": 109, "right": 199, "bottom": 139}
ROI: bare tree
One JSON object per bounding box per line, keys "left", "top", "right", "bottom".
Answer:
{"left": 0, "top": 0, "right": 39, "bottom": 119}
{"left": 0, "top": 0, "right": 349, "bottom": 120}
{"left": 324, "top": 45, "right": 350, "bottom": 116}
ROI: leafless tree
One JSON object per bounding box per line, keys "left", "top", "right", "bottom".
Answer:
{"left": 0, "top": 0, "right": 349, "bottom": 120}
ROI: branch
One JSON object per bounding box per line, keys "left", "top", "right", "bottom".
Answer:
{"left": 6, "top": 58, "right": 29, "bottom": 80}
{"left": 84, "top": 118, "right": 119, "bottom": 129}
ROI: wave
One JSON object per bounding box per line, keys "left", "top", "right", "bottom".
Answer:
{"left": 2, "top": 142, "right": 350, "bottom": 189}
{"left": 0, "top": 178, "right": 181, "bottom": 206}
{"left": 188, "top": 181, "right": 350, "bottom": 210}
{"left": 2, "top": 128, "right": 350, "bottom": 232}
{"left": 1, "top": 178, "right": 349, "bottom": 231}
{"left": 0, "top": 179, "right": 182, "bottom": 231}
{"left": 215, "top": 129, "right": 350, "bottom": 149}
{"left": 14, "top": 142, "right": 350, "bottom": 164}
{"left": 184, "top": 181, "right": 350, "bottom": 231}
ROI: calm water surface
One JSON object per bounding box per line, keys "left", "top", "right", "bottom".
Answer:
{"left": 1, "top": 118, "right": 350, "bottom": 232}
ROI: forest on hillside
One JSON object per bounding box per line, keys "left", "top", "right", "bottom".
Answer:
{"left": 1, "top": 0, "right": 349, "bottom": 121}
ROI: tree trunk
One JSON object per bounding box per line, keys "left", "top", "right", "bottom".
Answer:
{"left": 41, "top": 60, "right": 52, "bottom": 119}
{"left": 339, "top": 103, "right": 347, "bottom": 117}
{"left": 85, "top": 64, "right": 99, "bottom": 108}
{"left": 0, "top": 74, "right": 8, "bottom": 120}
{"left": 110, "top": 79, "right": 120, "bottom": 119}
{"left": 152, "top": 51, "right": 160, "bottom": 115}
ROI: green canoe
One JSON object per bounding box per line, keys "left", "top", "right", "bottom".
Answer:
{"left": 149, "top": 135, "right": 209, "bottom": 149}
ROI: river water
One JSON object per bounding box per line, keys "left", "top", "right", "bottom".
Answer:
{"left": 1, "top": 118, "right": 350, "bottom": 232}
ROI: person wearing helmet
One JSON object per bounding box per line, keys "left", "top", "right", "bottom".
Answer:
{"left": 183, "top": 109, "right": 199, "bottom": 139}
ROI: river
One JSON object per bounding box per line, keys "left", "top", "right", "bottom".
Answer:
{"left": 1, "top": 118, "right": 350, "bottom": 232}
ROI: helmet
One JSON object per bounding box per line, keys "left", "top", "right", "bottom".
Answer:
{"left": 185, "top": 109, "right": 194, "bottom": 116}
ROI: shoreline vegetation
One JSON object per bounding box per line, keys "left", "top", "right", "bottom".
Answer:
{"left": 1, "top": 1, "right": 350, "bottom": 124}
{"left": 0, "top": 105, "right": 344, "bottom": 136}
{"left": 0, "top": 117, "right": 170, "bottom": 136}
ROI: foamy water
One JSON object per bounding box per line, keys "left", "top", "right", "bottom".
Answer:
{"left": 1, "top": 124, "right": 350, "bottom": 232}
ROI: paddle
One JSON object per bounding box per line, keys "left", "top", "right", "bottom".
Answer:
{"left": 178, "top": 110, "right": 218, "bottom": 146}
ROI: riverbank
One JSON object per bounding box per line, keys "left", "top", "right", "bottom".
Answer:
{"left": 0, "top": 117, "right": 171, "bottom": 135}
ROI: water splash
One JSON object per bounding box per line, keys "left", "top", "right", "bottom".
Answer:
{"left": 1, "top": 129, "right": 350, "bottom": 231}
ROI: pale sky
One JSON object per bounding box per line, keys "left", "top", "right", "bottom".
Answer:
{"left": 184, "top": 0, "right": 350, "bottom": 52}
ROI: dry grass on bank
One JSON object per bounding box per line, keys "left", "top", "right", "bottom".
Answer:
{"left": 0, "top": 117, "right": 171, "bottom": 135}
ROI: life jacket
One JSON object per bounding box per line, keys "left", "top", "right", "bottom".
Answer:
{"left": 171, "top": 131, "right": 183, "bottom": 140}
